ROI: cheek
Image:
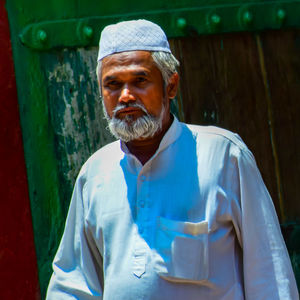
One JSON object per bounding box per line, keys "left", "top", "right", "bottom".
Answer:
{"left": 146, "top": 88, "right": 165, "bottom": 112}
{"left": 102, "top": 96, "right": 116, "bottom": 117}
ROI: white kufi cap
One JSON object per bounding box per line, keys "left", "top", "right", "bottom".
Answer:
{"left": 97, "top": 19, "right": 171, "bottom": 61}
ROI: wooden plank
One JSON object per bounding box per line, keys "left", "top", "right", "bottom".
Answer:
{"left": 260, "top": 30, "right": 300, "bottom": 220}
{"left": 170, "top": 33, "right": 281, "bottom": 216}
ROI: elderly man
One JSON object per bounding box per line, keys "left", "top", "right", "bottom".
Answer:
{"left": 46, "top": 20, "right": 298, "bottom": 299}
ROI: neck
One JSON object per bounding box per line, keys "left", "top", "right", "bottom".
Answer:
{"left": 125, "top": 114, "right": 173, "bottom": 165}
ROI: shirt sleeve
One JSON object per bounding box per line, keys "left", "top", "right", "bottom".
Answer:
{"left": 234, "top": 147, "right": 299, "bottom": 300}
{"left": 46, "top": 168, "right": 103, "bottom": 300}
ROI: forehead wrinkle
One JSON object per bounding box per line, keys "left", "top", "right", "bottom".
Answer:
{"left": 101, "top": 51, "right": 155, "bottom": 70}
{"left": 103, "top": 50, "right": 153, "bottom": 63}
{"left": 101, "top": 51, "right": 163, "bottom": 85}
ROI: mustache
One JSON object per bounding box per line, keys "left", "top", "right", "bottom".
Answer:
{"left": 112, "top": 103, "right": 149, "bottom": 118}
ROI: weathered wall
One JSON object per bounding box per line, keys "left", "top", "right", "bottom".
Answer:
{"left": 171, "top": 30, "right": 300, "bottom": 221}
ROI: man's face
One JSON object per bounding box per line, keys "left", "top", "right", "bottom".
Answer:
{"left": 100, "top": 51, "right": 174, "bottom": 142}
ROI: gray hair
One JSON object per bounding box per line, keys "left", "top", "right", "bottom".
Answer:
{"left": 151, "top": 51, "right": 180, "bottom": 87}
{"left": 96, "top": 51, "right": 179, "bottom": 95}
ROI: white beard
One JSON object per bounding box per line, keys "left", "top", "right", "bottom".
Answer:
{"left": 102, "top": 101, "right": 165, "bottom": 142}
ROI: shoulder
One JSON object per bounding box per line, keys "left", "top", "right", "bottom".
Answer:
{"left": 88, "top": 139, "right": 122, "bottom": 164}
{"left": 183, "top": 122, "right": 249, "bottom": 153}
{"left": 181, "top": 122, "right": 259, "bottom": 176}
{"left": 78, "top": 139, "right": 123, "bottom": 181}
{"left": 180, "top": 122, "right": 256, "bottom": 164}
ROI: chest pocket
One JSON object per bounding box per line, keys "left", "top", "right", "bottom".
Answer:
{"left": 153, "top": 216, "right": 209, "bottom": 284}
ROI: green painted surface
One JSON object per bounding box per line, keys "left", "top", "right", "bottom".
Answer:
{"left": 41, "top": 47, "right": 115, "bottom": 216}
{"left": 5, "top": 2, "right": 64, "bottom": 297}
{"left": 19, "top": 1, "right": 300, "bottom": 50}
{"left": 5, "top": 0, "right": 300, "bottom": 298}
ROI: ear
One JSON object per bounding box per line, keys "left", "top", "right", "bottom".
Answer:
{"left": 166, "top": 72, "right": 179, "bottom": 99}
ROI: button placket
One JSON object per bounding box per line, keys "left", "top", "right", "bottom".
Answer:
{"left": 136, "top": 171, "right": 149, "bottom": 221}
{"left": 139, "top": 199, "right": 145, "bottom": 208}
{"left": 133, "top": 171, "right": 150, "bottom": 278}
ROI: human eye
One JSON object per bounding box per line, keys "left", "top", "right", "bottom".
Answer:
{"left": 134, "top": 76, "right": 148, "bottom": 86}
{"left": 104, "top": 80, "right": 121, "bottom": 90}
{"left": 137, "top": 76, "right": 146, "bottom": 82}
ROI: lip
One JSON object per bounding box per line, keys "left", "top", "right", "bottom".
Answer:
{"left": 116, "top": 107, "right": 142, "bottom": 116}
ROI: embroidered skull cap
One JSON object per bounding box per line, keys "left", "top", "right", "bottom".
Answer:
{"left": 97, "top": 19, "right": 171, "bottom": 61}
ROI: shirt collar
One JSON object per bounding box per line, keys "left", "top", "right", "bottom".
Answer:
{"left": 120, "top": 115, "right": 182, "bottom": 156}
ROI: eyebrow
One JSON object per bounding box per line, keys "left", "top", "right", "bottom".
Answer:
{"left": 103, "top": 71, "right": 149, "bottom": 83}
{"left": 132, "top": 71, "right": 148, "bottom": 77}
{"left": 103, "top": 75, "right": 117, "bottom": 83}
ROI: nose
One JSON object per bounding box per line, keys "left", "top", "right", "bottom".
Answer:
{"left": 118, "top": 85, "right": 136, "bottom": 104}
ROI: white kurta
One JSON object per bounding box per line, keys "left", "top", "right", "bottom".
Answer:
{"left": 46, "top": 117, "right": 298, "bottom": 299}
